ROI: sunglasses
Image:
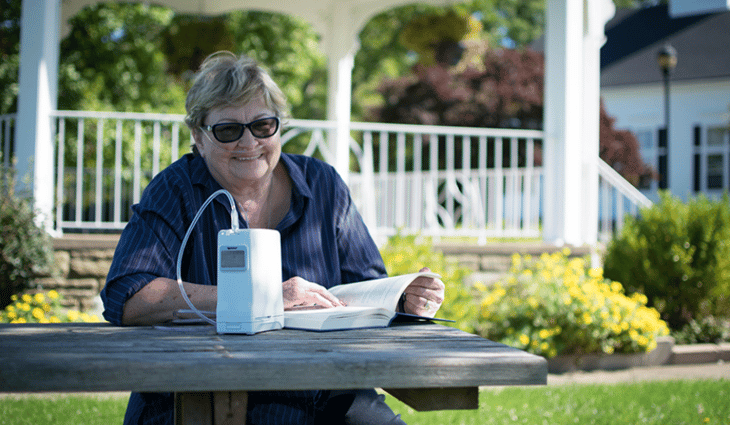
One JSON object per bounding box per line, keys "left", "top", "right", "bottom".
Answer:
{"left": 201, "top": 117, "right": 280, "bottom": 143}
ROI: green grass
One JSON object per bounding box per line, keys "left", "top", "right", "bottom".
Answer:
{"left": 1, "top": 380, "right": 728, "bottom": 425}
{"left": 0, "top": 393, "right": 127, "bottom": 425}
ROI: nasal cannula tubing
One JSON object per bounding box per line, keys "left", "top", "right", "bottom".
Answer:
{"left": 175, "top": 189, "right": 241, "bottom": 326}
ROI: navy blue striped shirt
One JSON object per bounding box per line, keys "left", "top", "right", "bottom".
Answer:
{"left": 101, "top": 153, "right": 386, "bottom": 425}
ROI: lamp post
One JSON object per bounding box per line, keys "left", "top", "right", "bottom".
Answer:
{"left": 657, "top": 44, "right": 677, "bottom": 189}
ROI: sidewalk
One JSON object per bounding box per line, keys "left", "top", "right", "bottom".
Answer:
{"left": 548, "top": 361, "right": 730, "bottom": 385}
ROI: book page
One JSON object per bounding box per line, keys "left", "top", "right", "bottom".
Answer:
{"left": 329, "top": 272, "right": 440, "bottom": 312}
{"left": 284, "top": 306, "right": 394, "bottom": 331}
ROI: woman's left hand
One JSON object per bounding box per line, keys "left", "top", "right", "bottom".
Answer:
{"left": 402, "top": 267, "right": 445, "bottom": 318}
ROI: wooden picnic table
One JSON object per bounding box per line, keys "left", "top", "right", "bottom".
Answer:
{"left": 0, "top": 322, "right": 546, "bottom": 424}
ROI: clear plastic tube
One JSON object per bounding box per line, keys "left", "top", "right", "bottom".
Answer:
{"left": 175, "top": 189, "right": 239, "bottom": 326}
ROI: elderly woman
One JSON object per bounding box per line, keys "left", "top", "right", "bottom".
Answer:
{"left": 101, "top": 52, "right": 444, "bottom": 425}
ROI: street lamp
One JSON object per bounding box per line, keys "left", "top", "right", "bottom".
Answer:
{"left": 657, "top": 43, "right": 677, "bottom": 189}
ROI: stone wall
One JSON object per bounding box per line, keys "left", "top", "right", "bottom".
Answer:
{"left": 434, "top": 242, "right": 593, "bottom": 286}
{"left": 40, "top": 235, "right": 594, "bottom": 312}
{"left": 36, "top": 235, "right": 119, "bottom": 311}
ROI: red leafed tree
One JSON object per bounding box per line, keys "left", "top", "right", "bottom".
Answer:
{"left": 371, "top": 47, "right": 654, "bottom": 185}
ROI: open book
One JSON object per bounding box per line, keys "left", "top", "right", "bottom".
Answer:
{"left": 284, "top": 272, "right": 453, "bottom": 331}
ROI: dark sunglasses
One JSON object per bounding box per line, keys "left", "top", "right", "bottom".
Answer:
{"left": 201, "top": 117, "right": 280, "bottom": 143}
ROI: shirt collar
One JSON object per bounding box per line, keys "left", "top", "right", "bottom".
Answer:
{"left": 189, "top": 153, "right": 313, "bottom": 201}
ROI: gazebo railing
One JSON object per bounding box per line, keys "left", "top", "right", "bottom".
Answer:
{"left": 0, "top": 111, "right": 651, "bottom": 243}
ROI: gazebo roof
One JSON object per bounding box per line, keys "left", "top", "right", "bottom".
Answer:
{"left": 601, "top": 4, "right": 730, "bottom": 87}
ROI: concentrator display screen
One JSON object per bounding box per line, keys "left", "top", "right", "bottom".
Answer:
{"left": 220, "top": 249, "right": 247, "bottom": 269}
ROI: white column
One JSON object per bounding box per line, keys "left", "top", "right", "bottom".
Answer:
{"left": 15, "top": 0, "right": 60, "bottom": 232}
{"left": 543, "top": 0, "right": 585, "bottom": 246}
{"left": 581, "top": 0, "right": 616, "bottom": 246}
{"left": 324, "top": 13, "right": 358, "bottom": 186}
{"left": 543, "top": 0, "right": 613, "bottom": 246}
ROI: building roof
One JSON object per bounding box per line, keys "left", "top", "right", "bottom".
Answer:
{"left": 601, "top": 4, "right": 730, "bottom": 87}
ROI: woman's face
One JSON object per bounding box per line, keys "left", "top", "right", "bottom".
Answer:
{"left": 194, "top": 98, "right": 281, "bottom": 191}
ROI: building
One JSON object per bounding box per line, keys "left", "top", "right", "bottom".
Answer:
{"left": 600, "top": 4, "right": 730, "bottom": 202}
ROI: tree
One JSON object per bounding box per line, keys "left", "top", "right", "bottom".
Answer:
{"left": 159, "top": 11, "right": 327, "bottom": 122}
{"left": 352, "top": 0, "right": 545, "bottom": 120}
{"left": 0, "top": 0, "right": 21, "bottom": 115}
{"left": 226, "top": 11, "right": 327, "bottom": 121}
{"left": 370, "top": 46, "right": 654, "bottom": 185}
{"left": 59, "top": 2, "right": 185, "bottom": 113}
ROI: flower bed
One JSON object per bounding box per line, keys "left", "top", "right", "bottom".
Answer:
{"left": 471, "top": 250, "right": 670, "bottom": 359}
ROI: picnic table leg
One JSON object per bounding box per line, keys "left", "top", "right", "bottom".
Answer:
{"left": 175, "top": 391, "right": 248, "bottom": 425}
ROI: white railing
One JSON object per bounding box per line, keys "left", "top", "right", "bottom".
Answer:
{"left": 596, "top": 159, "right": 653, "bottom": 242}
{"left": 1, "top": 111, "right": 652, "bottom": 243}
{"left": 347, "top": 122, "right": 543, "bottom": 244}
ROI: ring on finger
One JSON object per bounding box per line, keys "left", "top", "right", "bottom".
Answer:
{"left": 424, "top": 299, "right": 430, "bottom": 309}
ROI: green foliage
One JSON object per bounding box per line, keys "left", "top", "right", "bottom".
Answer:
{"left": 603, "top": 191, "right": 730, "bottom": 330}
{"left": 473, "top": 250, "right": 669, "bottom": 358}
{"left": 352, "top": 1, "right": 546, "bottom": 120}
{"left": 0, "top": 289, "right": 100, "bottom": 324}
{"left": 0, "top": 163, "right": 54, "bottom": 309}
{"left": 226, "top": 11, "right": 327, "bottom": 122}
{"left": 378, "top": 232, "right": 476, "bottom": 331}
{"left": 672, "top": 316, "right": 730, "bottom": 345}
{"left": 398, "top": 10, "right": 475, "bottom": 66}
{"left": 58, "top": 2, "right": 186, "bottom": 113}
{"left": 0, "top": 0, "right": 21, "bottom": 114}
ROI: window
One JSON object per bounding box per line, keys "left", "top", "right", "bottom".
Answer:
{"left": 694, "top": 126, "right": 730, "bottom": 192}
{"left": 707, "top": 154, "right": 724, "bottom": 189}
{"left": 634, "top": 129, "right": 660, "bottom": 191}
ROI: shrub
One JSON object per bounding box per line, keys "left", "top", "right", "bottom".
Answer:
{"left": 0, "top": 289, "right": 101, "bottom": 323}
{"left": 0, "top": 162, "right": 55, "bottom": 309}
{"left": 379, "top": 232, "right": 476, "bottom": 332}
{"left": 603, "top": 191, "right": 730, "bottom": 330}
{"left": 671, "top": 316, "right": 730, "bottom": 345}
{"left": 473, "top": 250, "right": 669, "bottom": 358}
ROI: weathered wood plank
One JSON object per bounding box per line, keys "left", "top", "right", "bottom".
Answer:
{"left": 175, "top": 392, "right": 212, "bottom": 425}
{"left": 384, "top": 387, "right": 478, "bottom": 411}
{"left": 213, "top": 391, "right": 247, "bottom": 425}
{"left": 0, "top": 323, "right": 547, "bottom": 397}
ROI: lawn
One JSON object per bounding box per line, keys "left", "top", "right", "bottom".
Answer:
{"left": 1, "top": 379, "right": 728, "bottom": 425}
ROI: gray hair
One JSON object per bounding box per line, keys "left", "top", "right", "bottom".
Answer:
{"left": 184, "top": 51, "right": 289, "bottom": 131}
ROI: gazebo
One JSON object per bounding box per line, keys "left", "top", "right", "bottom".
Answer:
{"left": 13, "top": 0, "right": 718, "bottom": 245}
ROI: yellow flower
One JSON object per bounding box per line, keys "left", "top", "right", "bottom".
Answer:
{"left": 66, "top": 310, "right": 80, "bottom": 322}
{"left": 10, "top": 294, "right": 18, "bottom": 301}
{"left": 50, "top": 316, "right": 61, "bottom": 323}
{"left": 588, "top": 268, "right": 603, "bottom": 279}
{"left": 519, "top": 334, "right": 530, "bottom": 345}
{"left": 7, "top": 311, "right": 17, "bottom": 320}
{"left": 32, "top": 308, "right": 44, "bottom": 320}
{"left": 42, "top": 303, "right": 51, "bottom": 312}
{"left": 6, "top": 305, "right": 15, "bottom": 312}
{"left": 21, "top": 294, "right": 32, "bottom": 303}
{"left": 34, "top": 293, "right": 45, "bottom": 303}
{"left": 539, "top": 329, "right": 550, "bottom": 339}
{"left": 48, "top": 290, "right": 59, "bottom": 300}
{"left": 20, "top": 303, "right": 31, "bottom": 312}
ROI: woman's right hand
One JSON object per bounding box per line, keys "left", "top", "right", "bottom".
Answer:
{"left": 282, "top": 277, "right": 346, "bottom": 310}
